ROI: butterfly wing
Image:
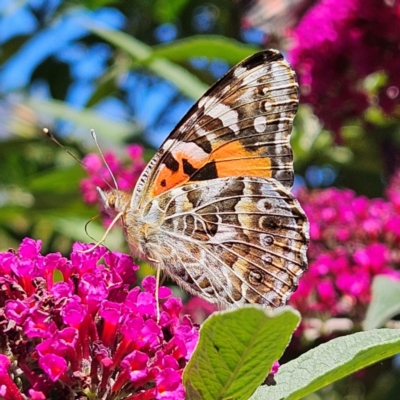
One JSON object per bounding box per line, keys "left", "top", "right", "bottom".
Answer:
{"left": 126, "top": 177, "right": 309, "bottom": 307}
{"left": 238, "top": 0, "right": 317, "bottom": 34}
{"left": 131, "top": 49, "right": 299, "bottom": 209}
{"left": 122, "top": 49, "right": 308, "bottom": 307}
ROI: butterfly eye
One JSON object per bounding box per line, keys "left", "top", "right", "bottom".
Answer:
{"left": 108, "top": 195, "right": 116, "bottom": 209}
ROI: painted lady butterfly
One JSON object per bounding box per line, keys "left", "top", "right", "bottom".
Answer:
{"left": 239, "top": 0, "right": 316, "bottom": 34}
{"left": 98, "top": 49, "right": 309, "bottom": 308}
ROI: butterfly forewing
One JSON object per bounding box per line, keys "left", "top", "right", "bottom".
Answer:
{"left": 131, "top": 49, "right": 299, "bottom": 210}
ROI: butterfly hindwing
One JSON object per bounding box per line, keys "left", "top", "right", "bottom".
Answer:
{"left": 126, "top": 177, "right": 309, "bottom": 307}
{"left": 132, "top": 49, "right": 299, "bottom": 209}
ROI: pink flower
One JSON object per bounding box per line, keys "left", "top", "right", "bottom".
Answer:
{"left": 155, "top": 368, "right": 185, "bottom": 400}
{"left": 121, "top": 351, "right": 149, "bottom": 383}
{"left": 80, "top": 145, "right": 146, "bottom": 205}
{"left": 0, "top": 355, "right": 24, "bottom": 400}
{"left": 270, "top": 361, "right": 280, "bottom": 376}
{"left": 38, "top": 354, "right": 68, "bottom": 382}
{"left": 28, "top": 390, "right": 46, "bottom": 400}
{"left": 289, "top": 0, "right": 400, "bottom": 133}
{"left": 290, "top": 173, "right": 400, "bottom": 322}
{"left": 0, "top": 239, "right": 199, "bottom": 399}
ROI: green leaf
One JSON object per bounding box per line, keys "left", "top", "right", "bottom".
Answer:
{"left": 363, "top": 275, "right": 400, "bottom": 330}
{"left": 152, "top": 36, "right": 259, "bottom": 64}
{"left": 154, "top": 0, "right": 189, "bottom": 22}
{"left": 85, "top": 64, "right": 124, "bottom": 107}
{"left": 251, "top": 328, "right": 400, "bottom": 400}
{"left": 28, "top": 165, "right": 84, "bottom": 194}
{"left": 0, "top": 34, "right": 31, "bottom": 65}
{"left": 183, "top": 306, "right": 300, "bottom": 400}
{"left": 26, "top": 98, "right": 139, "bottom": 141}
{"left": 88, "top": 26, "right": 208, "bottom": 100}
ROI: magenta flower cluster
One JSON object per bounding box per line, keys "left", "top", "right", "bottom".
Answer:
{"left": 289, "top": 0, "right": 400, "bottom": 133}
{"left": 290, "top": 173, "right": 400, "bottom": 321}
{"left": 0, "top": 238, "right": 198, "bottom": 399}
{"left": 80, "top": 144, "right": 146, "bottom": 205}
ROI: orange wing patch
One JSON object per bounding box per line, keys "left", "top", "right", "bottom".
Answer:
{"left": 152, "top": 141, "right": 211, "bottom": 196}
{"left": 210, "top": 141, "right": 272, "bottom": 179}
{"left": 152, "top": 141, "right": 272, "bottom": 197}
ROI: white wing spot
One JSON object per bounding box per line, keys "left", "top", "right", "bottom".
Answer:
{"left": 194, "top": 124, "right": 217, "bottom": 141}
{"left": 277, "top": 271, "right": 289, "bottom": 284}
{"left": 221, "top": 85, "right": 231, "bottom": 96}
{"left": 207, "top": 103, "right": 240, "bottom": 134}
{"left": 270, "top": 62, "right": 288, "bottom": 81}
{"left": 209, "top": 230, "right": 237, "bottom": 244}
{"left": 172, "top": 142, "right": 209, "bottom": 163}
{"left": 234, "top": 65, "right": 247, "bottom": 77}
{"left": 264, "top": 101, "right": 273, "bottom": 112}
{"left": 243, "top": 66, "right": 269, "bottom": 85}
{"left": 254, "top": 116, "right": 267, "bottom": 133}
{"left": 198, "top": 96, "right": 217, "bottom": 109}
{"left": 264, "top": 290, "right": 278, "bottom": 304}
{"left": 261, "top": 254, "right": 273, "bottom": 264}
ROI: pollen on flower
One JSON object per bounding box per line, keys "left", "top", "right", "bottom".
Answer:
{"left": 0, "top": 238, "right": 199, "bottom": 399}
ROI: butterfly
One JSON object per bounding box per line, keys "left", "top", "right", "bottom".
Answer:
{"left": 238, "top": 0, "right": 317, "bottom": 35}
{"left": 98, "top": 49, "right": 309, "bottom": 308}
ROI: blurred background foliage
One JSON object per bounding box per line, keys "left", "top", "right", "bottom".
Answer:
{"left": 1, "top": 0, "right": 400, "bottom": 398}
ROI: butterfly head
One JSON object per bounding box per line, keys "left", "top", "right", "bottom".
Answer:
{"left": 97, "top": 187, "right": 160, "bottom": 264}
{"left": 96, "top": 187, "right": 131, "bottom": 218}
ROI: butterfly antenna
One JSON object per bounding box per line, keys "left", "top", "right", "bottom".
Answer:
{"left": 43, "top": 128, "right": 87, "bottom": 169}
{"left": 90, "top": 129, "right": 119, "bottom": 190}
{"left": 43, "top": 128, "right": 114, "bottom": 190}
